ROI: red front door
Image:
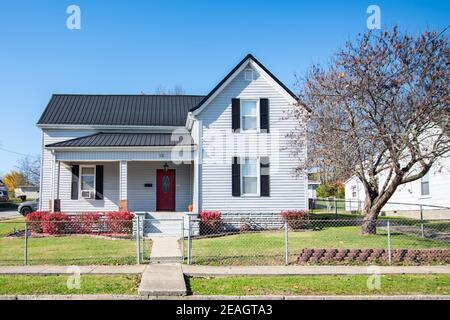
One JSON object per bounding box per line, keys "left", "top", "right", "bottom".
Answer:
{"left": 156, "top": 169, "right": 176, "bottom": 211}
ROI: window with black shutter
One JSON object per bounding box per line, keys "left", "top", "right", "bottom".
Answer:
{"left": 260, "top": 157, "right": 270, "bottom": 197}
{"left": 71, "top": 165, "right": 79, "bottom": 200}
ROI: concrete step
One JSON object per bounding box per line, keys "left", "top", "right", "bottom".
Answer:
{"left": 138, "top": 264, "right": 186, "bottom": 296}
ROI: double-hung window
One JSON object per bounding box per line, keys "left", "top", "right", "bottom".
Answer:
{"left": 351, "top": 186, "right": 357, "bottom": 198}
{"left": 421, "top": 173, "right": 430, "bottom": 196}
{"left": 80, "top": 166, "right": 96, "bottom": 199}
{"left": 240, "top": 100, "right": 258, "bottom": 132}
{"left": 241, "top": 158, "right": 259, "bottom": 195}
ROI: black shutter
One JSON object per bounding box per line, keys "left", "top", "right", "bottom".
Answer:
{"left": 232, "top": 157, "right": 241, "bottom": 197}
{"left": 260, "top": 98, "right": 269, "bottom": 133}
{"left": 260, "top": 157, "right": 270, "bottom": 197}
{"left": 232, "top": 98, "right": 240, "bottom": 132}
{"left": 95, "top": 165, "right": 104, "bottom": 200}
{"left": 71, "top": 165, "right": 79, "bottom": 200}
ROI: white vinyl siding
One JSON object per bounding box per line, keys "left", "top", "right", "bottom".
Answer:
{"left": 57, "top": 161, "right": 119, "bottom": 212}
{"left": 196, "top": 66, "right": 307, "bottom": 213}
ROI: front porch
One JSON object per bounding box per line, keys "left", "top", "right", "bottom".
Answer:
{"left": 46, "top": 160, "right": 197, "bottom": 214}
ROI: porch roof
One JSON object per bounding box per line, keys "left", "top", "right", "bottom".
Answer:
{"left": 46, "top": 132, "right": 194, "bottom": 148}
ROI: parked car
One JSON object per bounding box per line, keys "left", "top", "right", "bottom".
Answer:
{"left": 0, "top": 190, "right": 9, "bottom": 202}
{"left": 18, "top": 199, "right": 39, "bottom": 216}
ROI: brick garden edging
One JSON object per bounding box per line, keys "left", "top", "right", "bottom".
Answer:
{"left": 297, "top": 248, "right": 450, "bottom": 265}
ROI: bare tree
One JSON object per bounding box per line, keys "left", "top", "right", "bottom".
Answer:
{"left": 291, "top": 27, "right": 450, "bottom": 233}
{"left": 16, "top": 155, "right": 40, "bottom": 187}
{"left": 154, "top": 84, "right": 185, "bottom": 95}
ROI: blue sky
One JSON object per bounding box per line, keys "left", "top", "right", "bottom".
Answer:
{"left": 0, "top": 0, "right": 448, "bottom": 174}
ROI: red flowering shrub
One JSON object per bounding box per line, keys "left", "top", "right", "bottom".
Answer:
{"left": 199, "top": 211, "right": 222, "bottom": 235}
{"left": 105, "top": 211, "right": 134, "bottom": 234}
{"left": 280, "top": 210, "right": 309, "bottom": 230}
{"left": 71, "top": 212, "right": 102, "bottom": 234}
{"left": 42, "top": 213, "right": 70, "bottom": 235}
{"left": 25, "top": 211, "right": 49, "bottom": 233}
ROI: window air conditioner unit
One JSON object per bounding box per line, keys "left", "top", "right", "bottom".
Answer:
{"left": 81, "top": 190, "right": 94, "bottom": 199}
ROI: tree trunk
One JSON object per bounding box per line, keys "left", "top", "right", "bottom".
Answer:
{"left": 361, "top": 203, "right": 383, "bottom": 234}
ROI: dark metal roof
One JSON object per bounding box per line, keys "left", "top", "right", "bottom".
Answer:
{"left": 37, "top": 94, "right": 205, "bottom": 126}
{"left": 46, "top": 132, "right": 194, "bottom": 148}
{"left": 189, "top": 54, "right": 303, "bottom": 112}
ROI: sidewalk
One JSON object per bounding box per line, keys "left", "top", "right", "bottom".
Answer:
{"left": 0, "top": 265, "right": 146, "bottom": 275}
{"left": 2, "top": 264, "right": 448, "bottom": 276}
{"left": 182, "top": 265, "right": 450, "bottom": 277}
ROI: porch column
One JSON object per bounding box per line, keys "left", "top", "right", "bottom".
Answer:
{"left": 49, "top": 152, "right": 61, "bottom": 212}
{"left": 119, "top": 160, "right": 128, "bottom": 211}
{"left": 192, "top": 120, "right": 202, "bottom": 214}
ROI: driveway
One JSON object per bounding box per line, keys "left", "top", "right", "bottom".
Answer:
{"left": 0, "top": 210, "right": 21, "bottom": 219}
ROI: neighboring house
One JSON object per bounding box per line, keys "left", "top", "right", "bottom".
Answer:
{"left": 307, "top": 180, "right": 320, "bottom": 199}
{"left": 14, "top": 186, "right": 39, "bottom": 200}
{"left": 345, "top": 157, "right": 450, "bottom": 218}
{"left": 37, "top": 54, "right": 308, "bottom": 215}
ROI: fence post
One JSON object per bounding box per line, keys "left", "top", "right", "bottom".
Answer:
{"left": 187, "top": 215, "right": 192, "bottom": 265}
{"left": 420, "top": 205, "right": 424, "bottom": 238}
{"left": 387, "top": 220, "right": 392, "bottom": 265}
{"left": 136, "top": 217, "right": 141, "bottom": 265}
{"left": 284, "top": 220, "right": 289, "bottom": 266}
{"left": 24, "top": 221, "right": 28, "bottom": 266}
{"left": 181, "top": 216, "right": 185, "bottom": 262}
{"left": 334, "top": 198, "right": 338, "bottom": 216}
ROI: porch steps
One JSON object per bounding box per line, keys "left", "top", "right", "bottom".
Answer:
{"left": 144, "top": 220, "right": 183, "bottom": 237}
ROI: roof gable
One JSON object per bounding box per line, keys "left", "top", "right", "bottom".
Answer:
{"left": 189, "top": 54, "right": 300, "bottom": 115}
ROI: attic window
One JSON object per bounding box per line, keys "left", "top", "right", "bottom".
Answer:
{"left": 244, "top": 69, "right": 257, "bottom": 81}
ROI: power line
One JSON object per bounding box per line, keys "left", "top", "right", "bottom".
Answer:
{"left": 0, "top": 147, "right": 29, "bottom": 157}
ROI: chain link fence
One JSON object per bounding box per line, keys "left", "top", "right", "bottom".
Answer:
{"left": 1, "top": 211, "right": 449, "bottom": 267}
{"left": 310, "top": 198, "right": 450, "bottom": 220}
{"left": 183, "top": 216, "right": 450, "bottom": 266}
{"left": 0, "top": 216, "right": 150, "bottom": 265}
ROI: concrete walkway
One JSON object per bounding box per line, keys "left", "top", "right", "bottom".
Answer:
{"left": 138, "top": 263, "right": 186, "bottom": 296}
{"left": 150, "top": 237, "right": 182, "bottom": 262}
{"left": 183, "top": 265, "right": 450, "bottom": 277}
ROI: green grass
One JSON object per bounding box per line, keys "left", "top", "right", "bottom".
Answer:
{"left": 0, "top": 217, "right": 24, "bottom": 237}
{"left": 187, "top": 275, "right": 450, "bottom": 296}
{"left": 189, "top": 226, "right": 449, "bottom": 265}
{"left": 0, "top": 275, "right": 139, "bottom": 295}
{"left": 0, "top": 236, "right": 151, "bottom": 265}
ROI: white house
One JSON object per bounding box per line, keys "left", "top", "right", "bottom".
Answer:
{"left": 345, "top": 157, "right": 450, "bottom": 218}
{"left": 37, "top": 54, "right": 308, "bottom": 216}
{"left": 307, "top": 180, "right": 320, "bottom": 199}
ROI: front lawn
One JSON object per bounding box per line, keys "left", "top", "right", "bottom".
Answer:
{"left": 0, "top": 217, "right": 24, "bottom": 237}
{"left": 187, "top": 275, "right": 450, "bottom": 296}
{"left": 0, "top": 237, "right": 151, "bottom": 265}
{"left": 0, "top": 275, "right": 139, "bottom": 295}
{"left": 188, "top": 226, "right": 449, "bottom": 265}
